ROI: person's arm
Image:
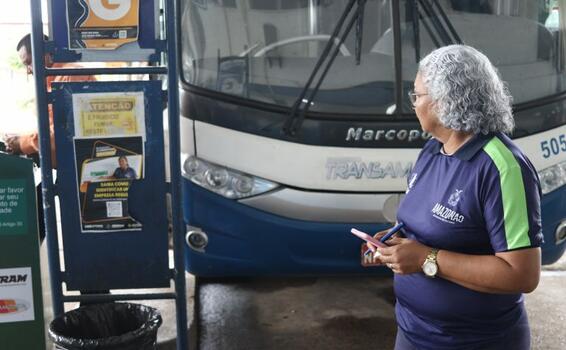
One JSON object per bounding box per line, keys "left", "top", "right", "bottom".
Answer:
{"left": 436, "top": 247, "right": 540, "bottom": 293}
{"left": 376, "top": 237, "right": 540, "bottom": 294}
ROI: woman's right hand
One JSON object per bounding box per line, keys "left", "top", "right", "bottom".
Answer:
{"left": 366, "top": 229, "right": 389, "bottom": 252}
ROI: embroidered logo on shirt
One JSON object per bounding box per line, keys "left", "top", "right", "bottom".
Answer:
{"left": 448, "top": 189, "right": 463, "bottom": 207}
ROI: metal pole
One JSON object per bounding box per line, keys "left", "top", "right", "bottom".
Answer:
{"left": 166, "top": 0, "right": 189, "bottom": 348}
{"left": 29, "top": 0, "right": 64, "bottom": 316}
{"left": 46, "top": 66, "right": 168, "bottom": 76}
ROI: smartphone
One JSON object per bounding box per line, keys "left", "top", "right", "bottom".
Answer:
{"left": 350, "top": 228, "right": 388, "bottom": 248}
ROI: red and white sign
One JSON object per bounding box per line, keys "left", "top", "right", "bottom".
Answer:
{"left": 0, "top": 267, "right": 34, "bottom": 323}
{"left": 360, "top": 244, "right": 383, "bottom": 267}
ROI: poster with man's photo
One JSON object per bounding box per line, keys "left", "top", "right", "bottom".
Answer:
{"left": 74, "top": 136, "right": 144, "bottom": 232}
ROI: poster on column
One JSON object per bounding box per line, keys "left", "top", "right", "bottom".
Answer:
{"left": 74, "top": 136, "right": 144, "bottom": 232}
{"left": 66, "top": 0, "right": 140, "bottom": 50}
{"left": 72, "top": 91, "right": 146, "bottom": 138}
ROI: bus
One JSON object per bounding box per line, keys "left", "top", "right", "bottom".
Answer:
{"left": 178, "top": 0, "right": 566, "bottom": 276}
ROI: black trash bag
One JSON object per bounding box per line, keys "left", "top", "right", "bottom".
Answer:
{"left": 49, "top": 302, "right": 162, "bottom": 350}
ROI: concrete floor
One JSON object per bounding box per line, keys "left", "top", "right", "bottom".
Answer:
{"left": 41, "top": 247, "right": 566, "bottom": 350}
{"left": 196, "top": 277, "right": 397, "bottom": 350}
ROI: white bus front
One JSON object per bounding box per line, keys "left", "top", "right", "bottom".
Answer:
{"left": 179, "top": 0, "right": 566, "bottom": 276}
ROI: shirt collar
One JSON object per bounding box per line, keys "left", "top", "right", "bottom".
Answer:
{"left": 430, "top": 133, "right": 496, "bottom": 161}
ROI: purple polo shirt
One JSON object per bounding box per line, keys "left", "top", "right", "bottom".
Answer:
{"left": 395, "top": 132, "right": 543, "bottom": 349}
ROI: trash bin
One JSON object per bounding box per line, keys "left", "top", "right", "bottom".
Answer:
{"left": 48, "top": 302, "right": 163, "bottom": 350}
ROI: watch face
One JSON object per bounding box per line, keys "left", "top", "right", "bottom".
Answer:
{"left": 423, "top": 261, "right": 438, "bottom": 276}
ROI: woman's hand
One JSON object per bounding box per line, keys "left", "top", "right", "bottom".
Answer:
{"left": 376, "top": 237, "right": 431, "bottom": 274}
{"left": 365, "top": 229, "right": 389, "bottom": 253}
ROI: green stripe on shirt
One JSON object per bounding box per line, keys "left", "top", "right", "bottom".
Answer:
{"left": 483, "top": 137, "right": 531, "bottom": 250}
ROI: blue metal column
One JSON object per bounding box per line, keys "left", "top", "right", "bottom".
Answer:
{"left": 29, "top": 1, "right": 188, "bottom": 347}
{"left": 29, "top": 0, "right": 64, "bottom": 317}
{"left": 166, "top": 0, "right": 189, "bottom": 348}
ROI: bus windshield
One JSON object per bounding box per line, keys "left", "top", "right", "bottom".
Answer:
{"left": 180, "top": 0, "right": 566, "bottom": 115}
{"left": 396, "top": 0, "right": 566, "bottom": 113}
{"left": 180, "top": 0, "right": 396, "bottom": 114}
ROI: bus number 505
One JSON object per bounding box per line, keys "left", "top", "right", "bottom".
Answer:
{"left": 540, "top": 135, "right": 566, "bottom": 158}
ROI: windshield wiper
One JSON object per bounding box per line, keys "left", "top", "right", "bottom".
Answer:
{"left": 417, "top": 0, "right": 462, "bottom": 46}
{"left": 411, "top": 0, "right": 463, "bottom": 62}
{"left": 283, "top": 0, "right": 367, "bottom": 136}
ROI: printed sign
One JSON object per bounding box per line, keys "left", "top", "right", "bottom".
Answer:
{"left": 0, "top": 267, "right": 34, "bottom": 324}
{"left": 74, "top": 136, "right": 144, "bottom": 232}
{"left": 72, "top": 91, "right": 145, "bottom": 137}
{"left": 67, "top": 0, "right": 140, "bottom": 50}
{"left": 0, "top": 180, "right": 28, "bottom": 236}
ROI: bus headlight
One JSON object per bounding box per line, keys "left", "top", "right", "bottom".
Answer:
{"left": 556, "top": 221, "right": 566, "bottom": 245}
{"left": 182, "top": 155, "right": 279, "bottom": 199}
{"left": 538, "top": 162, "right": 566, "bottom": 194}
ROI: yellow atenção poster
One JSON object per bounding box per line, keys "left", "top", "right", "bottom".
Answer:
{"left": 72, "top": 91, "right": 146, "bottom": 138}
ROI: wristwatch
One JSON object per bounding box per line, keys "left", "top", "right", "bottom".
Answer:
{"left": 422, "top": 248, "right": 439, "bottom": 278}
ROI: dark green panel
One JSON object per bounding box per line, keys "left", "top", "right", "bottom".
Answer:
{"left": 0, "top": 153, "right": 45, "bottom": 350}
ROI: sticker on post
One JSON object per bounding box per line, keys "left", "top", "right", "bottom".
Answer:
{"left": 66, "top": 0, "right": 140, "bottom": 50}
{"left": 0, "top": 267, "right": 35, "bottom": 323}
{"left": 106, "top": 201, "right": 123, "bottom": 218}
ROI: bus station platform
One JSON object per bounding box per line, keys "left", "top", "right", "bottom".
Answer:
{"left": 40, "top": 243, "right": 566, "bottom": 350}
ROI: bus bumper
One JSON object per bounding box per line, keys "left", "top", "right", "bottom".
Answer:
{"left": 181, "top": 181, "right": 566, "bottom": 276}
{"left": 182, "top": 181, "right": 392, "bottom": 277}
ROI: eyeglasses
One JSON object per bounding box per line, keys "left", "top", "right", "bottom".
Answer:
{"left": 408, "top": 90, "right": 428, "bottom": 106}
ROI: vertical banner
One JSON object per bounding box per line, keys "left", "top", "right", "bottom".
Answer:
{"left": 74, "top": 136, "right": 144, "bottom": 232}
{"left": 66, "top": 0, "right": 140, "bottom": 50}
{"left": 0, "top": 154, "right": 45, "bottom": 350}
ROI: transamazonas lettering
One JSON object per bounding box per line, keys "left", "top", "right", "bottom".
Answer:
{"left": 326, "top": 159, "right": 413, "bottom": 180}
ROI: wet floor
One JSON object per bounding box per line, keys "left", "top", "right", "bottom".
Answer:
{"left": 196, "top": 277, "right": 397, "bottom": 350}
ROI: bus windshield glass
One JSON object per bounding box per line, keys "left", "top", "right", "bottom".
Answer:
{"left": 398, "top": 0, "right": 566, "bottom": 112}
{"left": 180, "top": 0, "right": 396, "bottom": 114}
{"left": 181, "top": 0, "right": 566, "bottom": 115}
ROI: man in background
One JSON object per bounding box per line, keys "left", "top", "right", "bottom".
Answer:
{"left": 5, "top": 33, "right": 95, "bottom": 242}
{"left": 5, "top": 33, "right": 96, "bottom": 167}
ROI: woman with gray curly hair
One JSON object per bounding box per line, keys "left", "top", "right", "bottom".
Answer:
{"left": 368, "top": 45, "right": 542, "bottom": 350}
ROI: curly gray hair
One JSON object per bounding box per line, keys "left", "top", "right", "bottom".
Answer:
{"left": 418, "top": 45, "right": 514, "bottom": 134}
